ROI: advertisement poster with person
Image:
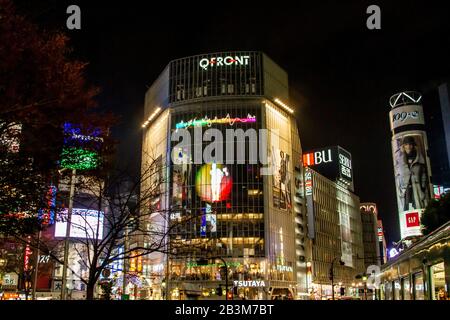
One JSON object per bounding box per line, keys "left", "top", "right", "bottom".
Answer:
{"left": 392, "top": 133, "right": 432, "bottom": 238}
{"left": 272, "top": 147, "right": 292, "bottom": 210}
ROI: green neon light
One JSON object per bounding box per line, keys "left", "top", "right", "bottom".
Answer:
{"left": 61, "top": 147, "right": 98, "bottom": 170}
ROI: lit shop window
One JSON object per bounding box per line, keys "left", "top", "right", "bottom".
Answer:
{"left": 402, "top": 277, "right": 411, "bottom": 300}
{"left": 413, "top": 272, "right": 425, "bottom": 300}
{"left": 431, "top": 262, "right": 447, "bottom": 300}
{"left": 393, "top": 280, "right": 401, "bottom": 300}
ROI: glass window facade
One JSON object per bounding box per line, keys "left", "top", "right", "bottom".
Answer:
{"left": 168, "top": 102, "right": 265, "bottom": 281}
{"left": 402, "top": 277, "right": 411, "bottom": 300}
{"left": 169, "top": 52, "right": 263, "bottom": 103}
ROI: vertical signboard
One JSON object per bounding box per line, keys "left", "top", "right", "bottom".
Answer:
{"left": 304, "top": 168, "right": 315, "bottom": 239}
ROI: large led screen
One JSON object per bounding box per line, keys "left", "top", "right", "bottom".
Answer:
{"left": 55, "top": 208, "right": 104, "bottom": 239}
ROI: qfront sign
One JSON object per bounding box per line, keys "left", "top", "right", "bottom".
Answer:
{"left": 199, "top": 55, "right": 250, "bottom": 70}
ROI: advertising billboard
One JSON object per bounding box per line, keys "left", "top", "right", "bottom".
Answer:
{"left": 339, "top": 210, "right": 353, "bottom": 268}
{"left": 392, "top": 132, "right": 432, "bottom": 238}
{"left": 55, "top": 208, "right": 104, "bottom": 239}
{"left": 272, "top": 147, "right": 292, "bottom": 210}
{"left": 389, "top": 104, "right": 425, "bottom": 131}
{"left": 303, "top": 146, "right": 354, "bottom": 191}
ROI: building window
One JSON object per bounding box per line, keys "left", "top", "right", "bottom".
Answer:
{"left": 430, "top": 262, "right": 447, "bottom": 300}
{"left": 413, "top": 272, "right": 425, "bottom": 300}
{"left": 393, "top": 280, "right": 401, "bottom": 300}
{"left": 402, "top": 277, "right": 411, "bottom": 300}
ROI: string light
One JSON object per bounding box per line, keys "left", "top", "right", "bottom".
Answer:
{"left": 142, "top": 107, "right": 162, "bottom": 128}
{"left": 274, "top": 98, "right": 294, "bottom": 113}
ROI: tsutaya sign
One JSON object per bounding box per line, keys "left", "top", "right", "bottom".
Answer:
{"left": 233, "top": 280, "right": 266, "bottom": 288}
{"left": 199, "top": 55, "right": 250, "bottom": 70}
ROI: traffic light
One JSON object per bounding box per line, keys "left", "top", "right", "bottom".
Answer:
{"left": 217, "top": 285, "right": 222, "bottom": 296}
{"left": 340, "top": 287, "right": 345, "bottom": 296}
{"left": 227, "top": 291, "right": 233, "bottom": 300}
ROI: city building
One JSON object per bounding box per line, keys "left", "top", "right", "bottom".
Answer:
{"left": 303, "top": 166, "right": 365, "bottom": 299}
{"left": 388, "top": 91, "right": 434, "bottom": 241}
{"left": 380, "top": 220, "right": 450, "bottom": 300}
{"left": 422, "top": 83, "right": 450, "bottom": 189}
{"left": 359, "top": 203, "right": 381, "bottom": 268}
{"left": 139, "top": 51, "right": 307, "bottom": 300}
{"left": 377, "top": 219, "right": 388, "bottom": 265}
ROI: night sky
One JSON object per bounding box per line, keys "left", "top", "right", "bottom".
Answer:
{"left": 13, "top": 0, "right": 450, "bottom": 245}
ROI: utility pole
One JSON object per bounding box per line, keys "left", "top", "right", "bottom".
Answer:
{"left": 61, "top": 168, "right": 76, "bottom": 300}
{"left": 32, "top": 230, "right": 41, "bottom": 300}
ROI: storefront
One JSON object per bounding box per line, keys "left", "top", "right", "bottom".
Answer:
{"left": 380, "top": 221, "right": 450, "bottom": 300}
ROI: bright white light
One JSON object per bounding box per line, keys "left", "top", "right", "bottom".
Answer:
{"left": 55, "top": 208, "right": 104, "bottom": 239}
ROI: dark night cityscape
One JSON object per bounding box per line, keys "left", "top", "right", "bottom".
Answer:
{"left": 0, "top": 0, "right": 449, "bottom": 312}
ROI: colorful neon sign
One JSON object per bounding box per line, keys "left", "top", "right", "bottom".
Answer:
{"left": 38, "top": 185, "right": 57, "bottom": 225}
{"left": 175, "top": 114, "right": 256, "bottom": 129}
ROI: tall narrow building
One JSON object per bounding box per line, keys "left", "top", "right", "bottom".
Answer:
{"left": 388, "top": 91, "right": 434, "bottom": 240}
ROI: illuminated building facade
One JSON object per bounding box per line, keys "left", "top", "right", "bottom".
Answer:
{"left": 360, "top": 203, "right": 381, "bottom": 268}
{"left": 303, "top": 167, "right": 365, "bottom": 299}
{"left": 139, "top": 51, "right": 306, "bottom": 300}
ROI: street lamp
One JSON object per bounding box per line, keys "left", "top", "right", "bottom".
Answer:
{"left": 329, "top": 257, "right": 345, "bottom": 300}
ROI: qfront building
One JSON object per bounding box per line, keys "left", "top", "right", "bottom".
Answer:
{"left": 139, "top": 52, "right": 307, "bottom": 300}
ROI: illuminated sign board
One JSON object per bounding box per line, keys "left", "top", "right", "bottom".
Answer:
{"left": 433, "top": 185, "right": 449, "bottom": 199}
{"left": 175, "top": 114, "right": 256, "bottom": 129}
{"left": 360, "top": 203, "right": 378, "bottom": 215}
{"left": 389, "top": 104, "right": 425, "bottom": 131}
{"left": 276, "top": 265, "right": 293, "bottom": 272}
{"left": 233, "top": 280, "right": 266, "bottom": 288}
{"left": 199, "top": 55, "right": 250, "bottom": 70}
{"left": 303, "top": 146, "right": 354, "bottom": 191}
{"left": 55, "top": 208, "right": 104, "bottom": 239}
{"left": 399, "top": 209, "right": 423, "bottom": 239}
{"left": 377, "top": 227, "right": 383, "bottom": 242}
{"left": 305, "top": 171, "right": 313, "bottom": 196}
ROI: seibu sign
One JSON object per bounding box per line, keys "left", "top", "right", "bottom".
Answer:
{"left": 199, "top": 55, "right": 250, "bottom": 70}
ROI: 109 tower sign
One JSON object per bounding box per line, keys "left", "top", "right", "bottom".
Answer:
{"left": 389, "top": 91, "right": 434, "bottom": 240}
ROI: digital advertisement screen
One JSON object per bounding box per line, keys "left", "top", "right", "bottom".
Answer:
{"left": 55, "top": 208, "right": 104, "bottom": 239}
{"left": 195, "top": 163, "right": 232, "bottom": 203}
